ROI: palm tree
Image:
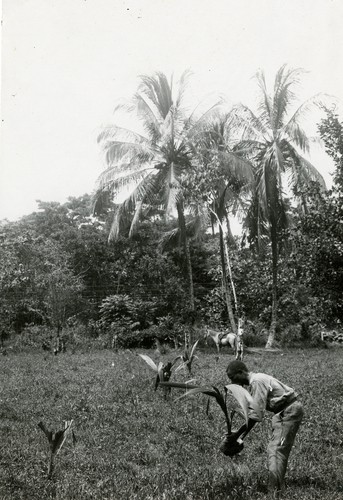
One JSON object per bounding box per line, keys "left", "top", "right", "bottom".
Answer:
{"left": 195, "top": 113, "right": 254, "bottom": 332}
{"left": 234, "top": 65, "right": 326, "bottom": 347}
{"left": 94, "top": 71, "right": 220, "bottom": 322}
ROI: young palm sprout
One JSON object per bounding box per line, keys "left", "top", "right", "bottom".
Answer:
{"left": 138, "top": 354, "right": 179, "bottom": 398}
{"left": 160, "top": 381, "right": 253, "bottom": 456}
{"left": 38, "top": 420, "right": 74, "bottom": 478}
{"left": 175, "top": 339, "right": 199, "bottom": 375}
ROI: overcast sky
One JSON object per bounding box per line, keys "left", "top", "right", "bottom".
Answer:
{"left": 1, "top": 0, "right": 343, "bottom": 221}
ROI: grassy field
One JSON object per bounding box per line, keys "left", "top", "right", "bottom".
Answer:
{"left": 0, "top": 346, "right": 342, "bottom": 500}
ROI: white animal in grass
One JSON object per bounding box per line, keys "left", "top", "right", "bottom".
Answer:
{"left": 206, "top": 317, "right": 245, "bottom": 360}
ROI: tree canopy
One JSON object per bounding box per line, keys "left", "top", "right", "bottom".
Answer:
{"left": 0, "top": 68, "right": 341, "bottom": 349}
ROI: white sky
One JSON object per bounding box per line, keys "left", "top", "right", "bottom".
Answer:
{"left": 1, "top": 0, "right": 343, "bottom": 221}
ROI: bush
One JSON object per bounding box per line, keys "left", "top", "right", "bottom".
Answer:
{"left": 242, "top": 322, "right": 267, "bottom": 347}
{"left": 278, "top": 323, "right": 326, "bottom": 348}
{"left": 116, "top": 328, "right": 158, "bottom": 349}
{"left": 110, "top": 317, "right": 187, "bottom": 349}
{"left": 11, "top": 324, "right": 53, "bottom": 351}
{"left": 99, "top": 294, "right": 157, "bottom": 331}
{"left": 7, "top": 322, "right": 109, "bottom": 353}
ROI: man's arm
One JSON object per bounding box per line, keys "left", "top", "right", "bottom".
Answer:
{"left": 232, "top": 418, "right": 258, "bottom": 440}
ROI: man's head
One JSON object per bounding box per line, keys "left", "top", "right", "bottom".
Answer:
{"left": 226, "top": 360, "right": 249, "bottom": 386}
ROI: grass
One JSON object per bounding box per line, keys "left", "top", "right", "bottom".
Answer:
{"left": 0, "top": 346, "right": 342, "bottom": 500}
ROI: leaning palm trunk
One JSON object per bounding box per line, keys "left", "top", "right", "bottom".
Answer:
{"left": 219, "top": 227, "right": 237, "bottom": 334}
{"left": 210, "top": 208, "right": 238, "bottom": 333}
{"left": 225, "top": 215, "right": 236, "bottom": 247}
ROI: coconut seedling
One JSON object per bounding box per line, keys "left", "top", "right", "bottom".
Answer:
{"left": 38, "top": 420, "right": 74, "bottom": 478}
{"left": 138, "top": 354, "right": 179, "bottom": 398}
{"left": 175, "top": 339, "right": 199, "bottom": 375}
{"left": 160, "top": 381, "right": 253, "bottom": 456}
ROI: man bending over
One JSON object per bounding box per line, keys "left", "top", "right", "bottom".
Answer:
{"left": 223, "top": 360, "right": 304, "bottom": 496}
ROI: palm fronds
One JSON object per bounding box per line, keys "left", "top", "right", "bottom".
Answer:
{"left": 138, "top": 72, "right": 173, "bottom": 120}
{"left": 138, "top": 353, "right": 179, "bottom": 397}
{"left": 272, "top": 65, "right": 304, "bottom": 129}
{"left": 160, "top": 381, "right": 253, "bottom": 435}
{"left": 284, "top": 92, "right": 335, "bottom": 142}
{"left": 175, "top": 339, "right": 199, "bottom": 375}
{"left": 94, "top": 70, "right": 217, "bottom": 251}
{"left": 38, "top": 420, "right": 74, "bottom": 478}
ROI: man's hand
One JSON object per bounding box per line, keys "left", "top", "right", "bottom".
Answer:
{"left": 230, "top": 429, "right": 240, "bottom": 441}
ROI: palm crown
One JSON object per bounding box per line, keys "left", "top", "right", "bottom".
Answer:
{"left": 94, "top": 71, "right": 219, "bottom": 241}
{"left": 235, "top": 65, "right": 325, "bottom": 220}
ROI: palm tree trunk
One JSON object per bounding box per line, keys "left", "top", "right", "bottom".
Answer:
{"left": 265, "top": 222, "right": 278, "bottom": 348}
{"left": 219, "top": 227, "right": 237, "bottom": 334}
{"left": 184, "top": 241, "right": 195, "bottom": 312}
{"left": 210, "top": 208, "right": 238, "bottom": 331}
{"left": 257, "top": 204, "right": 262, "bottom": 256}
{"left": 225, "top": 215, "right": 236, "bottom": 247}
{"left": 177, "top": 203, "right": 195, "bottom": 345}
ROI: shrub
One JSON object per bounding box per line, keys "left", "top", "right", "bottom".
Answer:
{"left": 99, "top": 294, "right": 157, "bottom": 331}
{"left": 242, "top": 322, "right": 267, "bottom": 347}
{"left": 278, "top": 323, "right": 326, "bottom": 348}
{"left": 12, "top": 324, "right": 53, "bottom": 351}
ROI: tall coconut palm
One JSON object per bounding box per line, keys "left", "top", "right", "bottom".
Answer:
{"left": 235, "top": 65, "right": 326, "bottom": 347}
{"left": 94, "top": 71, "right": 220, "bottom": 320}
{"left": 194, "top": 113, "right": 254, "bottom": 332}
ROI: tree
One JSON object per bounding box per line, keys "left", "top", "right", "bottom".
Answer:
{"left": 318, "top": 106, "right": 343, "bottom": 191}
{"left": 185, "top": 112, "right": 254, "bottom": 332}
{"left": 0, "top": 221, "right": 84, "bottom": 332}
{"left": 235, "top": 65, "right": 326, "bottom": 347}
{"left": 285, "top": 108, "right": 343, "bottom": 324}
{"left": 23, "top": 197, "right": 118, "bottom": 319}
{"left": 94, "top": 71, "right": 220, "bottom": 325}
{"left": 283, "top": 108, "right": 343, "bottom": 328}
{"left": 286, "top": 182, "right": 343, "bottom": 325}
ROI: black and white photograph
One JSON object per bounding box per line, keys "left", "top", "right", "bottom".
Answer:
{"left": 1, "top": 1, "right": 342, "bottom": 499}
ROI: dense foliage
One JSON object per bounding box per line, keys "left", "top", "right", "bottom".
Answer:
{"left": 0, "top": 75, "right": 342, "bottom": 349}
